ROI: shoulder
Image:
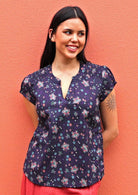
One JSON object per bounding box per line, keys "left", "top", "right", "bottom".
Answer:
{"left": 22, "top": 65, "right": 51, "bottom": 84}
{"left": 84, "top": 61, "right": 112, "bottom": 76}
{"left": 84, "top": 61, "right": 116, "bottom": 85}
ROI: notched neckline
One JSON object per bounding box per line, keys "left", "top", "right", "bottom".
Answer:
{"left": 49, "top": 62, "right": 84, "bottom": 100}
{"left": 50, "top": 62, "right": 83, "bottom": 83}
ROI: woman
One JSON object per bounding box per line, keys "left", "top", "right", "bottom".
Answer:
{"left": 20, "top": 6, "right": 119, "bottom": 195}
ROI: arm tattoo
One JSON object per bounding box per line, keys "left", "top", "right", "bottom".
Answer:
{"left": 105, "top": 93, "right": 116, "bottom": 111}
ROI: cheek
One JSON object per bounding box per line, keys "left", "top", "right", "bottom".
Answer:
{"left": 80, "top": 38, "right": 86, "bottom": 47}
{"left": 56, "top": 34, "right": 69, "bottom": 43}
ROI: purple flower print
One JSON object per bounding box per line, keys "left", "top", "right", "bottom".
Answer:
{"left": 49, "top": 93, "right": 56, "bottom": 100}
{"left": 71, "top": 165, "right": 78, "bottom": 174}
{"left": 81, "top": 144, "right": 88, "bottom": 153}
{"left": 50, "top": 159, "right": 58, "bottom": 168}
{"left": 62, "top": 107, "right": 70, "bottom": 116}
{"left": 80, "top": 178, "right": 87, "bottom": 187}
{"left": 82, "top": 109, "right": 89, "bottom": 118}
{"left": 61, "top": 142, "right": 69, "bottom": 151}
{"left": 91, "top": 164, "right": 97, "bottom": 173}
{"left": 73, "top": 97, "right": 81, "bottom": 104}
{"left": 72, "top": 131, "right": 79, "bottom": 139}
{"left": 37, "top": 81, "right": 44, "bottom": 88}
{"left": 61, "top": 177, "right": 68, "bottom": 185}
{"left": 36, "top": 175, "right": 43, "bottom": 183}
{"left": 82, "top": 80, "right": 89, "bottom": 87}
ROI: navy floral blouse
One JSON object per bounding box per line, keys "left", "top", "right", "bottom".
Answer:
{"left": 20, "top": 61, "right": 117, "bottom": 188}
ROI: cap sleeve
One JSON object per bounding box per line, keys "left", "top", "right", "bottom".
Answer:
{"left": 99, "top": 66, "right": 117, "bottom": 102}
{"left": 20, "top": 74, "right": 36, "bottom": 105}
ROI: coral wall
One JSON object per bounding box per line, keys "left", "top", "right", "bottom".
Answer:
{"left": 0, "top": 0, "right": 137, "bottom": 194}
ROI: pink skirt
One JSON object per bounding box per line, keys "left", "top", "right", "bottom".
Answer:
{"left": 21, "top": 173, "right": 101, "bottom": 195}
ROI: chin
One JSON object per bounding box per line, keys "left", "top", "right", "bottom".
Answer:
{"left": 64, "top": 53, "right": 79, "bottom": 60}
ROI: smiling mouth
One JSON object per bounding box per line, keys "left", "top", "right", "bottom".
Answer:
{"left": 66, "top": 45, "right": 78, "bottom": 52}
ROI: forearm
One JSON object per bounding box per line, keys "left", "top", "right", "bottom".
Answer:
{"left": 100, "top": 89, "right": 119, "bottom": 149}
{"left": 102, "top": 128, "right": 119, "bottom": 149}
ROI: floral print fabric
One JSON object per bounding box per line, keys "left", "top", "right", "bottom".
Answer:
{"left": 21, "top": 172, "right": 101, "bottom": 195}
{"left": 20, "top": 62, "right": 117, "bottom": 188}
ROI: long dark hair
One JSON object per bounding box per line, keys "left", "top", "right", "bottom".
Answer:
{"left": 40, "top": 6, "right": 89, "bottom": 69}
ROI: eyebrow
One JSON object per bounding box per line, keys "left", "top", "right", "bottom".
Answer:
{"left": 63, "top": 28, "right": 86, "bottom": 32}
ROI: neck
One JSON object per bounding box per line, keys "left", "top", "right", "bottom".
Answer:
{"left": 52, "top": 57, "right": 79, "bottom": 72}
{"left": 52, "top": 57, "right": 80, "bottom": 78}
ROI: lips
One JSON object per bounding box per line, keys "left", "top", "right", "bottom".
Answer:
{"left": 66, "top": 45, "right": 78, "bottom": 52}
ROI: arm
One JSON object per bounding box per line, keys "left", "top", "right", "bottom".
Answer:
{"left": 100, "top": 89, "right": 119, "bottom": 149}
{"left": 23, "top": 97, "right": 39, "bottom": 129}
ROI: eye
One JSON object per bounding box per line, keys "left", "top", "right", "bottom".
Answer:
{"left": 78, "top": 32, "right": 85, "bottom": 36}
{"left": 64, "top": 30, "right": 72, "bottom": 35}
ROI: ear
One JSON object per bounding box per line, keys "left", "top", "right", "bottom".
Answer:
{"left": 49, "top": 29, "right": 55, "bottom": 42}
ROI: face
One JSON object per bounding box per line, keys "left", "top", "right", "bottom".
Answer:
{"left": 50, "top": 18, "right": 86, "bottom": 61}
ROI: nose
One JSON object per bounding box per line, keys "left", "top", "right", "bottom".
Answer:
{"left": 71, "top": 33, "right": 78, "bottom": 42}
